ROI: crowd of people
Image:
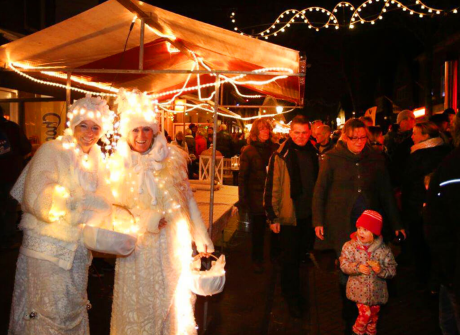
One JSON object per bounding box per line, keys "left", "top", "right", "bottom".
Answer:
{"left": 237, "top": 109, "right": 460, "bottom": 335}
{"left": 1, "top": 98, "right": 459, "bottom": 334}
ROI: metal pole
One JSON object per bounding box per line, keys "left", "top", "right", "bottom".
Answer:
{"left": 139, "top": 18, "right": 145, "bottom": 70}
{"left": 203, "top": 75, "right": 220, "bottom": 333}
{"left": 66, "top": 72, "right": 71, "bottom": 113}
{"left": 161, "top": 109, "right": 165, "bottom": 136}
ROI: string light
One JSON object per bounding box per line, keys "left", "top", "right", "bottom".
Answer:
{"left": 231, "top": 0, "right": 459, "bottom": 38}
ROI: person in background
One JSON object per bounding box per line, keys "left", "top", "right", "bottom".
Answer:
{"left": 340, "top": 210, "right": 397, "bottom": 335}
{"left": 206, "top": 127, "right": 213, "bottom": 148}
{"left": 367, "top": 126, "right": 386, "bottom": 153}
{"left": 189, "top": 123, "right": 198, "bottom": 138}
{"left": 311, "top": 120, "right": 323, "bottom": 144}
{"left": 264, "top": 115, "right": 318, "bottom": 318}
{"left": 315, "top": 125, "right": 334, "bottom": 161}
{"left": 313, "top": 118, "right": 404, "bottom": 334}
{"left": 424, "top": 112, "right": 460, "bottom": 335}
{"left": 233, "top": 132, "right": 247, "bottom": 155}
{"left": 216, "top": 124, "right": 234, "bottom": 158}
{"left": 164, "top": 130, "right": 172, "bottom": 143}
{"left": 430, "top": 113, "right": 452, "bottom": 146}
{"left": 184, "top": 129, "right": 196, "bottom": 156}
{"left": 195, "top": 129, "right": 207, "bottom": 158}
{"left": 401, "top": 121, "right": 451, "bottom": 291}
{"left": 238, "top": 119, "right": 279, "bottom": 274}
{"left": 443, "top": 108, "right": 456, "bottom": 131}
{"left": 172, "top": 131, "right": 189, "bottom": 154}
{"left": 386, "top": 110, "right": 416, "bottom": 187}
{"left": 0, "top": 106, "right": 31, "bottom": 248}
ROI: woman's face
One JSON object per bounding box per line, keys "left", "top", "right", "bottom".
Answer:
{"left": 73, "top": 120, "right": 102, "bottom": 153}
{"left": 411, "top": 126, "right": 429, "bottom": 144}
{"left": 345, "top": 127, "right": 367, "bottom": 154}
{"left": 257, "top": 125, "right": 270, "bottom": 142}
{"left": 128, "top": 126, "right": 154, "bottom": 153}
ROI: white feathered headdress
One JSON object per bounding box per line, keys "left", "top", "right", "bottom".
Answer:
{"left": 116, "top": 88, "right": 159, "bottom": 137}
{"left": 66, "top": 95, "right": 113, "bottom": 135}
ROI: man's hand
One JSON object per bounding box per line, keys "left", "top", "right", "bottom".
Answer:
{"left": 270, "top": 223, "right": 280, "bottom": 234}
{"left": 358, "top": 264, "right": 371, "bottom": 275}
{"left": 395, "top": 229, "right": 407, "bottom": 240}
{"left": 315, "top": 226, "right": 324, "bottom": 240}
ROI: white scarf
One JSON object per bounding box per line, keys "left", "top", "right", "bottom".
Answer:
{"left": 411, "top": 136, "right": 444, "bottom": 154}
{"left": 129, "top": 134, "right": 170, "bottom": 206}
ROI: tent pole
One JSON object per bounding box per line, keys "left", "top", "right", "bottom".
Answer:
{"left": 161, "top": 109, "right": 165, "bottom": 136}
{"left": 66, "top": 72, "right": 71, "bottom": 116}
{"left": 202, "top": 75, "right": 220, "bottom": 334}
{"left": 139, "top": 18, "right": 145, "bottom": 70}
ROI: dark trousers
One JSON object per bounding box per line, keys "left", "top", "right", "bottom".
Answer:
{"left": 408, "top": 218, "right": 431, "bottom": 285}
{"left": 0, "top": 182, "right": 17, "bottom": 244}
{"left": 279, "top": 218, "right": 313, "bottom": 301}
{"left": 251, "top": 215, "right": 280, "bottom": 263}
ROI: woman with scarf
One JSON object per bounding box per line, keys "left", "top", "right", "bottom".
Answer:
{"left": 9, "top": 96, "right": 113, "bottom": 334}
{"left": 109, "top": 89, "right": 214, "bottom": 335}
{"left": 401, "top": 121, "right": 451, "bottom": 290}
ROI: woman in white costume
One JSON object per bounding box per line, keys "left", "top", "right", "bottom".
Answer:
{"left": 9, "top": 96, "right": 113, "bottom": 335}
{"left": 110, "top": 89, "right": 214, "bottom": 335}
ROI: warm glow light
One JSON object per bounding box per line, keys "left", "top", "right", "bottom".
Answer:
{"left": 413, "top": 107, "right": 426, "bottom": 118}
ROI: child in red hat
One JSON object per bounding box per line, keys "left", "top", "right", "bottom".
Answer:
{"left": 339, "top": 210, "right": 397, "bottom": 335}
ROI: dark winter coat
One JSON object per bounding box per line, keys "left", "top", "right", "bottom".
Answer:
{"left": 0, "top": 117, "right": 32, "bottom": 183}
{"left": 238, "top": 140, "right": 278, "bottom": 215}
{"left": 388, "top": 131, "right": 414, "bottom": 187}
{"left": 312, "top": 141, "right": 402, "bottom": 253}
{"left": 340, "top": 234, "right": 397, "bottom": 305}
{"left": 216, "top": 130, "right": 234, "bottom": 158}
{"left": 424, "top": 146, "right": 460, "bottom": 303}
{"left": 401, "top": 144, "right": 451, "bottom": 223}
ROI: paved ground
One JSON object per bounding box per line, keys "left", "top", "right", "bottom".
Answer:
{"left": 0, "top": 216, "right": 442, "bottom": 335}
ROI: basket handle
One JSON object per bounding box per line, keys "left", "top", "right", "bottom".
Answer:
{"left": 193, "top": 253, "right": 219, "bottom": 261}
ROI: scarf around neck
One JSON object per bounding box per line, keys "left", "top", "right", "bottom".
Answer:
{"left": 411, "top": 137, "right": 444, "bottom": 154}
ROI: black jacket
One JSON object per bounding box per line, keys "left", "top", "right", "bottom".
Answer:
{"left": 238, "top": 140, "right": 278, "bottom": 215}
{"left": 216, "top": 130, "right": 234, "bottom": 158}
{"left": 424, "top": 147, "right": 460, "bottom": 302}
{"left": 401, "top": 144, "right": 451, "bottom": 223}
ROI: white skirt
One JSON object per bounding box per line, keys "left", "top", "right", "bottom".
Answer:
{"left": 9, "top": 244, "right": 91, "bottom": 335}
{"left": 111, "top": 230, "right": 197, "bottom": 335}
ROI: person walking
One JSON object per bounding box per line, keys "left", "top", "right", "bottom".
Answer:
{"left": 238, "top": 119, "right": 278, "bottom": 274}
{"left": 313, "top": 118, "right": 404, "bottom": 333}
{"left": 264, "top": 115, "right": 318, "bottom": 318}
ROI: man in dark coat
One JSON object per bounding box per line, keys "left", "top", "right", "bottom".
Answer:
{"left": 264, "top": 115, "right": 318, "bottom": 318}
{"left": 0, "top": 106, "right": 31, "bottom": 247}
{"left": 216, "top": 124, "right": 234, "bottom": 158}
{"left": 424, "top": 114, "right": 460, "bottom": 334}
{"left": 313, "top": 118, "right": 404, "bottom": 334}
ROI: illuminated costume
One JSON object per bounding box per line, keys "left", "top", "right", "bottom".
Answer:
{"left": 109, "top": 89, "right": 214, "bottom": 335}
{"left": 8, "top": 96, "right": 113, "bottom": 335}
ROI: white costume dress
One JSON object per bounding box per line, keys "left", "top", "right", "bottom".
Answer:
{"left": 8, "top": 135, "right": 110, "bottom": 335}
{"left": 110, "top": 136, "right": 214, "bottom": 335}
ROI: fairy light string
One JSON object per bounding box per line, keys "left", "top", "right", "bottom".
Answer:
{"left": 231, "top": 0, "right": 459, "bottom": 37}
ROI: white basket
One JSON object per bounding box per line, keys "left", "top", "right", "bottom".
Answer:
{"left": 190, "top": 254, "right": 226, "bottom": 296}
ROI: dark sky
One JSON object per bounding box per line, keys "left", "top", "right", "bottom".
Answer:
{"left": 1, "top": 0, "right": 459, "bottom": 122}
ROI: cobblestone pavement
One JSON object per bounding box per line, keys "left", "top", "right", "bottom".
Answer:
{"left": 0, "top": 220, "right": 441, "bottom": 335}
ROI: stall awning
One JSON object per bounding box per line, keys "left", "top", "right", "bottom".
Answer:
{"left": 0, "top": 0, "right": 303, "bottom": 105}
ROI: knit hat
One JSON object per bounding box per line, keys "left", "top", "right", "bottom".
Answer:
{"left": 356, "top": 210, "right": 383, "bottom": 236}
{"left": 66, "top": 95, "right": 114, "bottom": 135}
{"left": 397, "top": 109, "right": 415, "bottom": 124}
{"left": 116, "top": 88, "right": 159, "bottom": 137}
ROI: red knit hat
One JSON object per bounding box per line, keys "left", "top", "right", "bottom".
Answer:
{"left": 356, "top": 210, "right": 383, "bottom": 236}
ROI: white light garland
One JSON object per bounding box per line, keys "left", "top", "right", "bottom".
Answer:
{"left": 231, "top": 0, "right": 459, "bottom": 37}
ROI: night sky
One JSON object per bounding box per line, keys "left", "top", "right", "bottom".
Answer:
{"left": 1, "top": 0, "right": 459, "bottom": 123}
